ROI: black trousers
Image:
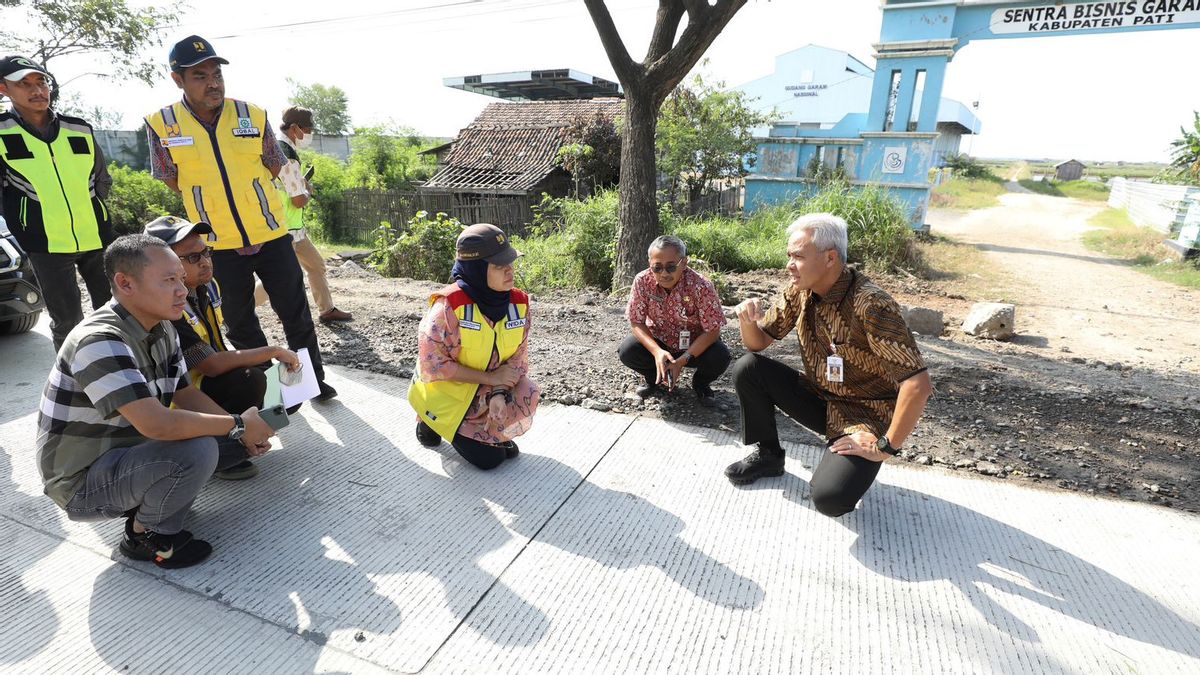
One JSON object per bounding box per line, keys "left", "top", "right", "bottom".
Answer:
{"left": 199, "top": 367, "right": 267, "bottom": 414}
{"left": 451, "top": 434, "right": 508, "bottom": 471}
{"left": 28, "top": 249, "right": 111, "bottom": 351}
{"left": 211, "top": 235, "right": 325, "bottom": 383}
{"left": 732, "top": 352, "right": 882, "bottom": 518}
{"left": 617, "top": 335, "right": 732, "bottom": 389}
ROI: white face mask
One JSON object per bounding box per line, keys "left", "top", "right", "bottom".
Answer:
{"left": 295, "top": 131, "right": 313, "bottom": 150}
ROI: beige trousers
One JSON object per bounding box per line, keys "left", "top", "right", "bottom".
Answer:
{"left": 254, "top": 231, "right": 333, "bottom": 314}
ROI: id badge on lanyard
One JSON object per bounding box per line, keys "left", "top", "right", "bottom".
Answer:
{"left": 825, "top": 345, "right": 844, "bottom": 383}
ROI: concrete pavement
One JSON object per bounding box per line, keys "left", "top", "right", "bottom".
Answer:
{"left": 1, "top": 319, "right": 1198, "bottom": 674}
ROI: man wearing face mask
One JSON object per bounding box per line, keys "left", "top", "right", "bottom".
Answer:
{"left": 253, "top": 106, "right": 351, "bottom": 323}
{"left": 618, "top": 235, "right": 731, "bottom": 406}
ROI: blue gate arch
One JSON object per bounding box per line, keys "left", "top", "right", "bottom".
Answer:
{"left": 746, "top": 0, "right": 1200, "bottom": 229}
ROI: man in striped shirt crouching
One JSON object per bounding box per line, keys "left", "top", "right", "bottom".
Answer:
{"left": 36, "top": 234, "right": 276, "bottom": 568}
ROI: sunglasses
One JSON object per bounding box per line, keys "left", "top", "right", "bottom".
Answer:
{"left": 651, "top": 262, "right": 681, "bottom": 274}
{"left": 180, "top": 247, "right": 214, "bottom": 264}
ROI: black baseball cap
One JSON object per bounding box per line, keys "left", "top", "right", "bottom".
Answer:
{"left": 169, "top": 35, "right": 229, "bottom": 72}
{"left": 456, "top": 223, "right": 521, "bottom": 265}
{"left": 0, "top": 55, "right": 51, "bottom": 82}
{"left": 144, "top": 216, "right": 213, "bottom": 245}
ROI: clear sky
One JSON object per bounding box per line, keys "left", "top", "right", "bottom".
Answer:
{"left": 38, "top": 0, "right": 1200, "bottom": 162}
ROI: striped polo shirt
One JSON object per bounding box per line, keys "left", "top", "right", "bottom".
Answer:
{"left": 36, "top": 300, "right": 189, "bottom": 507}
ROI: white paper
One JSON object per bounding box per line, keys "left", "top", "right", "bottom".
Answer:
{"left": 281, "top": 348, "right": 320, "bottom": 407}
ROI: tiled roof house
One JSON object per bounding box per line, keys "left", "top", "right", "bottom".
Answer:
{"left": 421, "top": 98, "right": 623, "bottom": 196}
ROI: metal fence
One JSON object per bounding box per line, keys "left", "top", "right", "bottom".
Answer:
{"left": 678, "top": 185, "right": 743, "bottom": 219}
{"left": 334, "top": 189, "right": 537, "bottom": 242}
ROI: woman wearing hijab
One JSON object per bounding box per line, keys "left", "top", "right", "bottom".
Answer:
{"left": 408, "top": 223, "right": 540, "bottom": 470}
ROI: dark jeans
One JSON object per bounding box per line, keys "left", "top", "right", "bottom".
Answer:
{"left": 451, "top": 434, "right": 508, "bottom": 471}
{"left": 63, "top": 436, "right": 247, "bottom": 534}
{"left": 617, "top": 335, "right": 732, "bottom": 390}
{"left": 732, "top": 352, "right": 882, "bottom": 518}
{"left": 200, "top": 367, "right": 267, "bottom": 414}
{"left": 28, "top": 249, "right": 111, "bottom": 351}
{"left": 211, "top": 235, "right": 325, "bottom": 383}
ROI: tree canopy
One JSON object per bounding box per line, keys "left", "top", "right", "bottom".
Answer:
{"left": 288, "top": 79, "right": 352, "bottom": 135}
{"left": 0, "top": 0, "right": 173, "bottom": 88}
{"left": 657, "top": 72, "right": 774, "bottom": 207}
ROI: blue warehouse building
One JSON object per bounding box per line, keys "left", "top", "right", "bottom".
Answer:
{"left": 735, "top": 44, "right": 981, "bottom": 229}
{"left": 737, "top": 0, "right": 1200, "bottom": 230}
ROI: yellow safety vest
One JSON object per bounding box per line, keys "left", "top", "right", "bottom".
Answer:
{"left": 144, "top": 99, "right": 288, "bottom": 250}
{"left": 0, "top": 112, "right": 110, "bottom": 253}
{"left": 408, "top": 285, "right": 530, "bottom": 441}
{"left": 180, "top": 280, "right": 229, "bottom": 388}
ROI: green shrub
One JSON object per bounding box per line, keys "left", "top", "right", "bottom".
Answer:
{"left": 369, "top": 210, "right": 463, "bottom": 281}
{"left": 794, "top": 182, "right": 921, "bottom": 272}
{"left": 941, "top": 154, "right": 996, "bottom": 180}
{"left": 299, "top": 151, "right": 350, "bottom": 242}
{"left": 105, "top": 164, "right": 185, "bottom": 235}
{"left": 669, "top": 209, "right": 788, "bottom": 272}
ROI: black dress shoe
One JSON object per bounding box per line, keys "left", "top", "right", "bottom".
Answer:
{"left": 416, "top": 421, "right": 442, "bottom": 447}
{"left": 316, "top": 382, "right": 338, "bottom": 401}
{"left": 694, "top": 383, "right": 717, "bottom": 407}
{"left": 636, "top": 382, "right": 664, "bottom": 399}
{"left": 724, "top": 445, "right": 785, "bottom": 485}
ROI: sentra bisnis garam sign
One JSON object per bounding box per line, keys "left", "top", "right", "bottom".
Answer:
{"left": 992, "top": 0, "right": 1200, "bottom": 33}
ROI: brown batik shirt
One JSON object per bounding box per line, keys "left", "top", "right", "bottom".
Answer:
{"left": 760, "top": 266, "right": 926, "bottom": 438}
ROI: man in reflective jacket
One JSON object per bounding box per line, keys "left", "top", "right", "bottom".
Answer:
{"left": 0, "top": 56, "right": 114, "bottom": 349}
{"left": 144, "top": 36, "right": 336, "bottom": 401}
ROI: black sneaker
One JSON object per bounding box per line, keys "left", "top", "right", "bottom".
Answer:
{"left": 694, "top": 383, "right": 717, "bottom": 407}
{"left": 119, "top": 521, "right": 211, "bottom": 569}
{"left": 636, "top": 382, "right": 664, "bottom": 399}
{"left": 501, "top": 441, "right": 520, "bottom": 459}
{"left": 416, "top": 421, "right": 442, "bottom": 447}
{"left": 316, "top": 382, "right": 338, "bottom": 402}
{"left": 724, "top": 445, "right": 785, "bottom": 485}
{"left": 214, "top": 460, "right": 259, "bottom": 480}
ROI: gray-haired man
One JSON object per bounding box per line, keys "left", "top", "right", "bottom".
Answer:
{"left": 618, "top": 235, "right": 731, "bottom": 405}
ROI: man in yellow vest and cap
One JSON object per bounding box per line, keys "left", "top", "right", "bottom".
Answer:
{"left": 145, "top": 215, "right": 301, "bottom": 480}
{"left": 144, "top": 35, "right": 336, "bottom": 402}
{"left": 0, "top": 56, "right": 114, "bottom": 350}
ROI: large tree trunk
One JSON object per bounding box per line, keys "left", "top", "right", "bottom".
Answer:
{"left": 583, "top": 0, "right": 749, "bottom": 288}
{"left": 613, "top": 94, "right": 661, "bottom": 288}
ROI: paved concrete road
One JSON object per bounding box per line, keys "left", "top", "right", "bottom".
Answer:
{"left": 2, "top": 319, "right": 1198, "bottom": 674}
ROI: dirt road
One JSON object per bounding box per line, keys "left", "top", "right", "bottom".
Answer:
{"left": 929, "top": 192, "right": 1200, "bottom": 376}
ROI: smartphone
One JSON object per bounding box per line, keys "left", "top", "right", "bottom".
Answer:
{"left": 304, "top": 165, "right": 315, "bottom": 181}
{"left": 666, "top": 369, "right": 675, "bottom": 390}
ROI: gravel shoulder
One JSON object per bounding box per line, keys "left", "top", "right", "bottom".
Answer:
{"left": 258, "top": 200, "right": 1200, "bottom": 513}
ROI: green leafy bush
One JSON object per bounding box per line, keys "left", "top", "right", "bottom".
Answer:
{"left": 516, "top": 190, "right": 620, "bottom": 292}
{"left": 299, "top": 151, "right": 350, "bottom": 241}
{"left": 105, "top": 164, "right": 184, "bottom": 235}
{"left": 796, "top": 182, "right": 921, "bottom": 272}
{"left": 369, "top": 210, "right": 462, "bottom": 281}
{"left": 941, "top": 153, "right": 996, "bottom": 180}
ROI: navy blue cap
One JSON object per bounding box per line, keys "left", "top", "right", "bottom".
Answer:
{"left": 169, "top": 35, "right": 229, "bottom": 72}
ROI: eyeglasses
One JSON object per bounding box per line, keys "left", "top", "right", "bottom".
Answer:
{"left": 180, "top": 247, "right": 213, "bottom": 264}
{"left": 651, "top": 262, "right": 680, "bottom": 274}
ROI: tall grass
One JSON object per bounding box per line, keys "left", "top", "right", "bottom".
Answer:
{"left": 1082, "top": 208, "right": 1200, "bottom": 289}
{"left": 930, "top": 176, "right": 1006, "bottom": 210}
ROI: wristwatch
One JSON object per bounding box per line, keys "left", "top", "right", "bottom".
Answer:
{"left": 875, "top": 435, "right": 899, "bottom": 456}
{"left": 228, "top": 414, "right": 246, "bottom": 441}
